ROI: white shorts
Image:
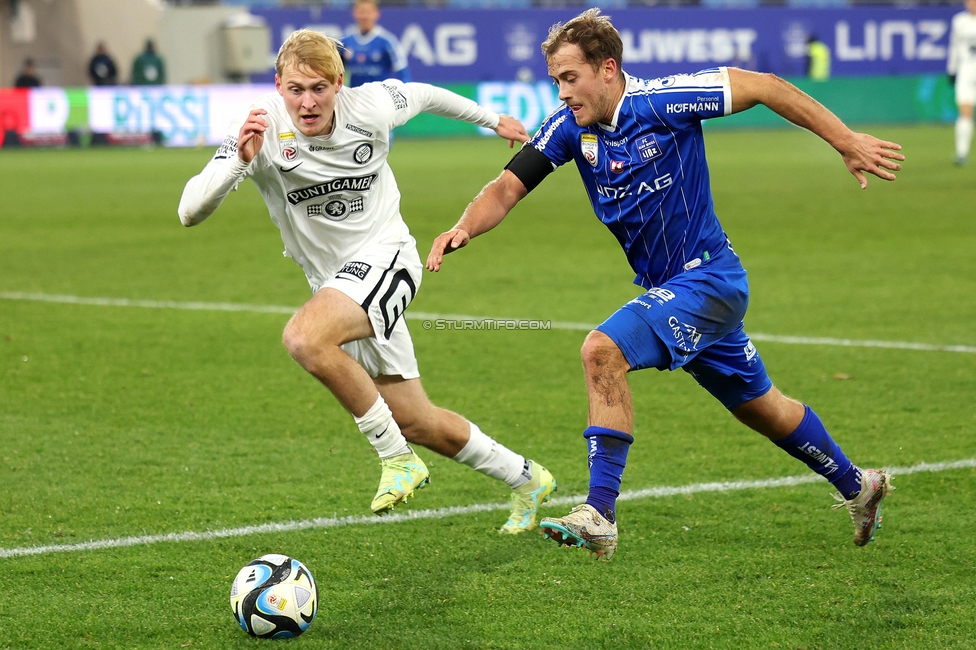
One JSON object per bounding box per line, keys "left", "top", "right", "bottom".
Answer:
{"left": 956, "top": 65, "right": 976, "bottom": 105}
{"left": 319, "top": 238, "right": 423, "bottom": 379}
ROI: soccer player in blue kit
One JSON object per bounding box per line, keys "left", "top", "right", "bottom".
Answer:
{"left": 427, "top": 9, "right": 905, "bottom": 560}
{"left": 341, "top": 0, "right": 410, "bottom": 88}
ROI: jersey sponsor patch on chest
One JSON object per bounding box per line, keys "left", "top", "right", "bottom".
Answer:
{"left": 581, "top": 133, "right": 598, "bottom": 167}
{"left": 307, "top": 196, "right": 364, "bottom": 221}
{"left": 636, "top": 136, "right": 662, "bottom": 162}
{"left": 287, "top": 175, "right": 377, "bottom": 205}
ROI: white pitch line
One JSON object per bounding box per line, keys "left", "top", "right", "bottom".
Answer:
{"left": 2, "top": 291, "right": 975, "bottom": 354}
{"left": 1, "top": 458, "right": 974, "bottom": 560}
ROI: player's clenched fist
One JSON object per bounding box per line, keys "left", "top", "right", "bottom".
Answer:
{"left": 238, "top": 109, "right": 268, "bottom": 164}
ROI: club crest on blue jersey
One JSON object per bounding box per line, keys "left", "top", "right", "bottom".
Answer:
{"left": 581, "top": 133, "right": 599, "bottom": 167}
{"left": 636, "top": 136, "right": 662, "bottom": 162}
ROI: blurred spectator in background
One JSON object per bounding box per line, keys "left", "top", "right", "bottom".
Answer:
{"left": 130, "top": 39, "right": 166, "bottom": 86}
{"left": 88, "top": 42, "right": 119, "bottom": 86}
{"left": 806, "top": 35, "right": 831, "bottom": 81}
{"left": 948, "top": 0, "right": 976, "bottom": 165}
{"left": 13, "top": 58, "right": 41, "bottom": 88}
{"left": 341, "top": 0, "right": 410, "bottom": 87}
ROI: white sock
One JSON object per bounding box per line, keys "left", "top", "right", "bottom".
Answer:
{"left": 453, "top": 422, "right": 532, "bottom": 489}
{"left": 956, "top": 116, "right": 974, "bottom": 159}
{"left": 354, "top": 395, "right": 410, "bottom": 459}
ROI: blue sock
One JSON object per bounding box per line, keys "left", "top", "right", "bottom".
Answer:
{"left": 583, "top": 426, "right": 634, "bottom": 523}
{"left": 772, "top": 406, "right": 862, "bottom": 500}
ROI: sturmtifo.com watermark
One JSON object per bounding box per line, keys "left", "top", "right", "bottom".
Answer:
{"left": 421, "top": 319, "right": 552, "bottom": 331}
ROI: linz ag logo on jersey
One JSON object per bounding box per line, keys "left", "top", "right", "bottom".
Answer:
{"left": 287, "top": 175, "right": 377, "bottom": 205}
{"left": 596, "top": 173, "right": 672, "bottom": 199}
{"left": 338, "top": 261, "right": 372, "bottom": 281}
{"left": 636, "top": 136, "right": 662, "bottom": 162}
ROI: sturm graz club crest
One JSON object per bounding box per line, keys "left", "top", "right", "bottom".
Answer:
{"left": 354, "top": 144, "right": 372, "bottom": 164}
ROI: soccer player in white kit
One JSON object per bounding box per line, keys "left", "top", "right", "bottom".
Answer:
{"left": 948, "top": 0, "right": 976, "bottom": 164}
{"left": 178, "top": 29, "right": 557, "bottom": 532}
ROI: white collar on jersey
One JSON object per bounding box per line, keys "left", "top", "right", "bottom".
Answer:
{"left": 597, "top": 71, "right": 634, "bottom": 133}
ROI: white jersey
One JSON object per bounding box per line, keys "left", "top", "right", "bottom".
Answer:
{"left": 948, "top": 10, "right": 976, "bottom": 76}
{"left": 178, "top": 81, "right": 499, "bottom": 291}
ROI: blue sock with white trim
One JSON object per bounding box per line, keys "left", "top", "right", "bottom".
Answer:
{"left": 772, "top": 406, "right": 862, "bottom": 500}
{"left": 583, "top": 426, "right": 634, "bottom": 524}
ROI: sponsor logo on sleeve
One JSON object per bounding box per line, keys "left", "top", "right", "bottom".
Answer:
{"left": 533, "top": 114, "right": 566, "bottom": 151}
{"left": 665, "top": 100, "right": 720, "bottom": 114}
{"left": 581, "top": 133, "right": 598, "bottom": 167}
{"left": 213, "top": 135, "right": 238, "bottom": 160}
{"left": 382, "top": 83, "right": 408, "bottom": 110}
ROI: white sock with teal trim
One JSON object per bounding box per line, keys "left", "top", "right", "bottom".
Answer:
{"left": 453, "top": 422, "right": 531, "bottom": 489}
{"left": 956, "top": 116, "right": 973, "bottom": 160}
{"left": 354, "top": 395, "right": 409, "bottom": 459}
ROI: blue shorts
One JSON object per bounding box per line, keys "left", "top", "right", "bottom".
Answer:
{"left": 596, "top": 258, "right": 773, "bottom": 411}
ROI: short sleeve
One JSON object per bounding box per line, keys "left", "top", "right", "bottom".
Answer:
{"left": 527, "top": 108, "right": 575, "bottom": 168}
{"left": 643, "top": 67, "right": 732, "bottom": 130}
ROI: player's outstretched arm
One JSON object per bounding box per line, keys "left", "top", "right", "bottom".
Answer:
{"left": 401, "top": 82, "right": 528, "bottom": 147}
{"left": 426, "top": 170, "right": 527, "bottom": 272}
{"left": 727, "top": 68, "right": 904, "bottom": 189}
{"left": 177, "top": 109, "right": 267, "bottom": 227}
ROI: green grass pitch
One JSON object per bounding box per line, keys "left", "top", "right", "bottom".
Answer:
{"left": 1, "top": 124, "right": 975, "bottom": 649}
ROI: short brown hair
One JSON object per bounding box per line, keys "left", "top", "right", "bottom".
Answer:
{"left": 541, "top": 9, "right": 623, "bottom": 76}
{"left": 275, "top": 29, "right": 344, "bottom": 83}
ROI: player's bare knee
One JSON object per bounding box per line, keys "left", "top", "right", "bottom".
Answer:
{"left": 281, "top": 318, "right": 328, "bottom": 369}
{"left": 581, "top": 331, "right": 628, "bottom": 378}
{"left": 281, "top": 318, "right": 307, "bottom": 360}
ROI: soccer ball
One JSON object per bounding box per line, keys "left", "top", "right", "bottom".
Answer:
{"left": 230, "top": 554, "right": 318, "bottom": 639}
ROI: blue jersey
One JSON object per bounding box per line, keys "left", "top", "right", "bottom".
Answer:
{"left": 341, "top": 27, "right": 410, "bottom": 87}
{"left": 528, "top": 68, "right": 737, "bottom": 289}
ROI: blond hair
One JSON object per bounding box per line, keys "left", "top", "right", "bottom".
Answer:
{"left": 275, "top": 29, "right": 344, "bottom": 83}
{"left": 542, "top": 9, "right": 623, "bottom": 78}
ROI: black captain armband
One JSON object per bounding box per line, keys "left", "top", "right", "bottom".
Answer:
{"left": 504, "top": 145, "right": 555, "bottom": 194}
